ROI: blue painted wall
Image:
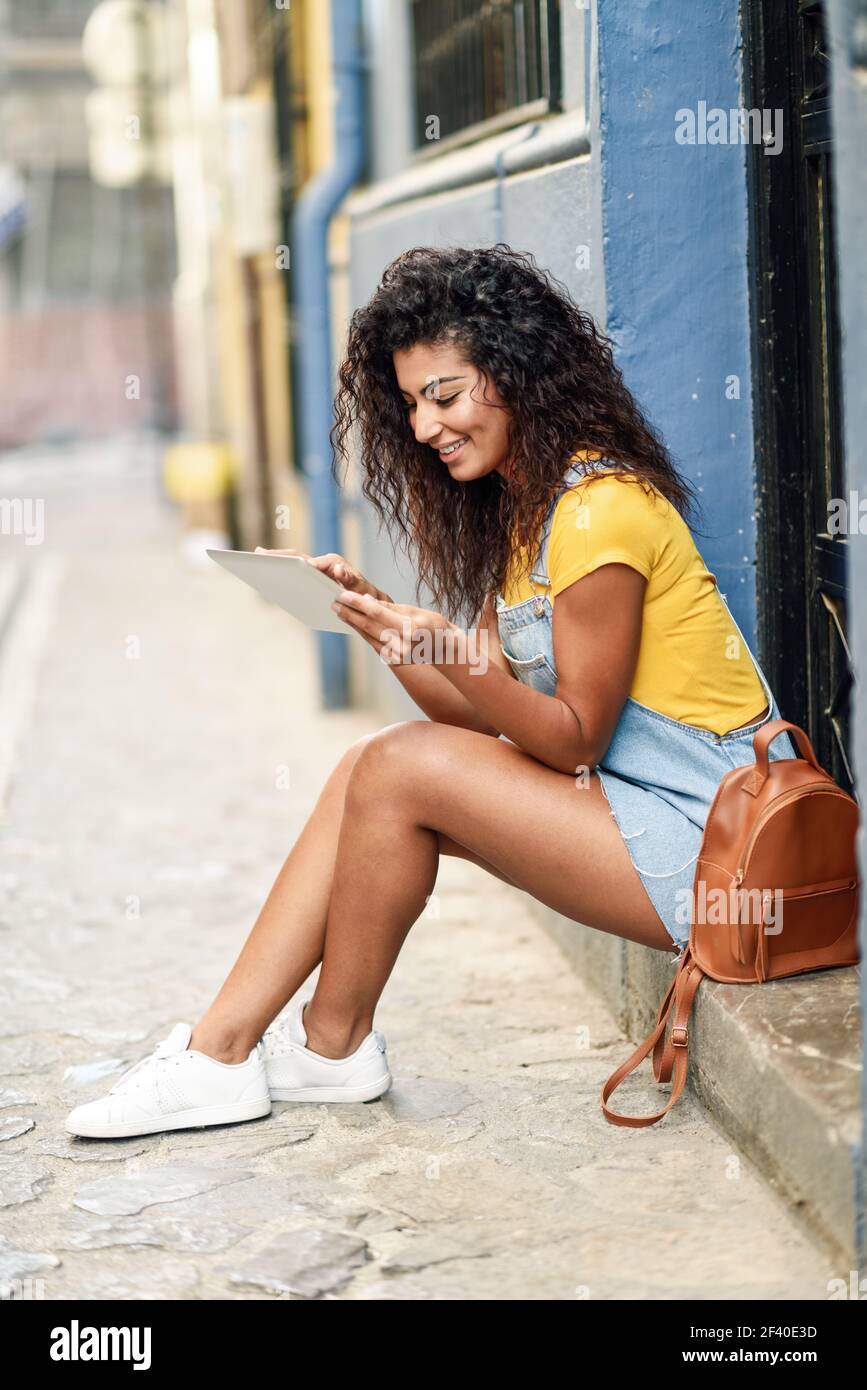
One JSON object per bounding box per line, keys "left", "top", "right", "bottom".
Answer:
{"left": 597, "top": 1, "right": 759, "bottom": 638}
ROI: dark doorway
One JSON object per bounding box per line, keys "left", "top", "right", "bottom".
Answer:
{"left": 742, "top": 0, "right": 855, "bottom": 797}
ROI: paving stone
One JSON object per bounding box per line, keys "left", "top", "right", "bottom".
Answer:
{"left": 0, "top": 1233, "right": 61, "bottom": 1277}
{"left": 0, "top": 1088, "right": 35, "bottom": 1109}
{"left": 0, "top": 1116, "right": 35, "bottom": 1142}
{"left": 37, "top": 1136, "right": 146, "bottom": 1163}
{"left": 224, "top": 1227, "right": 370, "bottom": 1298}
{"left": 62, "top": 1058, "right": 131, "bottom": 1088}
{"left": 45, "top": 1255, "right": 202, "bottom": 1301}
{"left": 0, "top": 1155, "right": 54, "bottom": 1207}
{"left": 56, "top": 1216, "right": 252, "bottom": 1254}
{"left": 72, "top": 1166, "right": 255, "bottom": 1218}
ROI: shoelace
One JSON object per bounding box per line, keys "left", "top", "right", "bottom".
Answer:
{"left": 262, "top": 1016, "right": 297, "bottom": 1055}
{"left": 107, "top": 1036, "right": 180, "bottom": 1094}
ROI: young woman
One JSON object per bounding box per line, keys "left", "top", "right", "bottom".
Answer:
{"left": 66, "top": 244, "right": 795, "bottom": 1139}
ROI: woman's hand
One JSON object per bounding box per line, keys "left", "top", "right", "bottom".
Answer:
{"left": 330, "top": 590, "right": 453, "bottom": 665}
{"left": 253, "top": 547, "right": 392, "bottom": 604}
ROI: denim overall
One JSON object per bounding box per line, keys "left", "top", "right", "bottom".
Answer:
{"left": 493, "top": 461, "right": 797, "bottom": 954}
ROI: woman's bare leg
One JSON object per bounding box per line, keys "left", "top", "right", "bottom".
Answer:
{"left": 188, "top": 727, "right": 516, "bottom": 1064}
{"left": 187, "top": 733, "right": 381, "bottom": 1063}
{"left": 302, "top": 720, "right": 679, "bottom": 1058}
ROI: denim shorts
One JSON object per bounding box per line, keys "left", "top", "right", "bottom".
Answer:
{"left": 591, "top": 691, "right": 793, "bottom": 954}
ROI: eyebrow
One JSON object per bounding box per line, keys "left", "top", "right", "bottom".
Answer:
{"left": 398, "top": 375, "right": 466, "bottom": 399}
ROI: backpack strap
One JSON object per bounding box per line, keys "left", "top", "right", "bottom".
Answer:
{"left": 741, "top": 719, "right": 821, "bottom": 796}
{"left": 531, "top": 457, "right": 616, "bottom": 585}
{"left": 600, "top": 948, "right": 705, "bottom": 1127}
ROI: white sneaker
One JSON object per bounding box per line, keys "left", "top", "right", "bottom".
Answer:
{"left": 262, "top": 997, "right": 392, "bottom": 1103}
{"left": 64, "top": 1023, "right": 272, "bottom": 1138}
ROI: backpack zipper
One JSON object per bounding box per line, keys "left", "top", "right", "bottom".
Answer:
{"left": 732, "top": 781, "right": 848, "bottom": 887}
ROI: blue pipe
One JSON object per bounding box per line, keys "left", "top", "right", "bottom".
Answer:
{"left": 292, "top": 0, "right": 366, "bottom": 708}
{"left": 493, "top": 123, "right": 540, "bottom": 243}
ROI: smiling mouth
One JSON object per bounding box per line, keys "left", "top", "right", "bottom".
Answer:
{"left": 438, "top": 437, "right": 469, "bottom": 458}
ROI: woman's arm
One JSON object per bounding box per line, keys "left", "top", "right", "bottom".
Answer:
{"left": 256, "top": 545, "right": 504, "bottom": 736}
{"left": 381, "top": 592, "right": 510, "bottom": 737}
{"left": 435, "top": 564, "right": 647, "bottom": 773}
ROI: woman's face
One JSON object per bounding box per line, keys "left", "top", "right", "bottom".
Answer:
{"left": 393, "top": 341, "right": 515, "bottom": 481}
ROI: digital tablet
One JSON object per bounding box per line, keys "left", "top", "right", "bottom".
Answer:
{"left": 206, "top": 549, "right": 349, "bottom": 633}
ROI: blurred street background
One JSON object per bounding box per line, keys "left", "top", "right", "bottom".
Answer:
{"left": 1, "top": 0, "right": 866, "bottom": 1299}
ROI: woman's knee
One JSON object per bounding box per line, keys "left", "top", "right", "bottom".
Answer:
{"left": 337, "top": 729, "right": 379, "bottom": 771}
{"left": 317, "top": 730, "right": 383, "bottom": 805}
{"left": 344, "top": 720, "right": 446, "bottom": 806}
{"left": 338, "top": 722, "right": 414, "bottom": 772}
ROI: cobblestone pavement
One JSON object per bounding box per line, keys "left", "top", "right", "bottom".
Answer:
{"left": 0, "top": 440, "right": 837, "bottom": 1300}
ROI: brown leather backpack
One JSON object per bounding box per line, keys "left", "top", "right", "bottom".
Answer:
{"left": 601, "top": 719, "right": 860, "bottom": 1127}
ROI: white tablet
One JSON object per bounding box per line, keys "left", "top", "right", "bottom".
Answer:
{"left": 206, "top": 549, "right": 349, "bottom": 633}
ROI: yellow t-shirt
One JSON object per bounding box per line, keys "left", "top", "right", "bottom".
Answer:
{"left": 500, "top": 466, "right": 769, "bottom": 736}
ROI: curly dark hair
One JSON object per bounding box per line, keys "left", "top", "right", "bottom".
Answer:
{"left": 330, "top": 243, "right": 705, "bottom": 626}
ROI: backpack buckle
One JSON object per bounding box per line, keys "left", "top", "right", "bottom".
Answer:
{"left": 671, "top": 1025, "right": 688, "bottom": 1047}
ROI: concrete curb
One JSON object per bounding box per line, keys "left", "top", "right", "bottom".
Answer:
{"left": 518, "top": 895, "right": 862, "bottom": 1268}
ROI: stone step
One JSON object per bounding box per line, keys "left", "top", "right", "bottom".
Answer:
{"left": 518, "top": 896, "right": 862, "bottom": 1268}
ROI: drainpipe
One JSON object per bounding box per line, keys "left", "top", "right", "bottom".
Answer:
{"left": 292, "top": 0, "right": 366, "bottom": 708}
{"left": 493, "top": 123, "right": 540, "bottom": 244}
